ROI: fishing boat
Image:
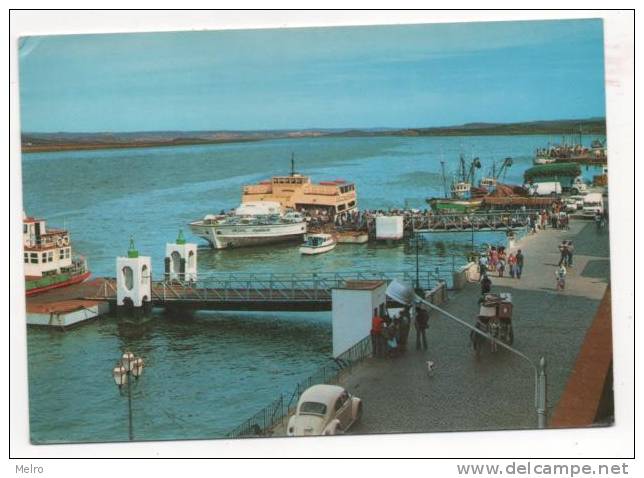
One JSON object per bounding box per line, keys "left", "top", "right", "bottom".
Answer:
{"left": 299, "top": 233, "right": 336, "bottom": 255}
{"left": 426, "top": 155, "right": 483, "bottom": 213}
{"left": 479, "top": 157, "right": 513, "bottom": 190}
{"left": 533, "top": 127, "right": 607, "bottom": 164}
{"left": 23, "top": 212, "right": 90, "bottom": 296}
{"left": 189, "top": 201, "right": 307, "bottom": 249}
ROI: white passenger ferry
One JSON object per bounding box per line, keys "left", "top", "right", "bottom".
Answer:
{"left": 189, "top": 201, "right": 307, "bottom": 249}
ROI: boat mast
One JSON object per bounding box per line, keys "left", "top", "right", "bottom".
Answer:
{"left": 496, "top": 157, "right": 513, "bottom": 180}
{"left": 440, "top": 160, "right": 448, "bottom": 198}
{"left": 459, "top": 154, "right": 466, "bottom": 182}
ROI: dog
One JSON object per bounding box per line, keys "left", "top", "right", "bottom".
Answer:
{"left": 426, "top": 360, "right": 436, "bottom": 376}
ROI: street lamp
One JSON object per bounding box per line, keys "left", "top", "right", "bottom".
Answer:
{"left": 112, "top": 350, "right": 145, "bottom": 441}
{"left": 386, "top": 279, "right": 547, "bottom": 429}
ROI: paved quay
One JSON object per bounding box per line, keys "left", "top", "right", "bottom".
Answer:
{"left": 341, "top": 218, "right": 611, "bottom": 434}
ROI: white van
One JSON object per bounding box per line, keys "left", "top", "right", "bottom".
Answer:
{"left": 582, "top": 193, "right": 604, "bottom": 217}
{"left": 526, "top": 182, "right": 562, "bottom": 196}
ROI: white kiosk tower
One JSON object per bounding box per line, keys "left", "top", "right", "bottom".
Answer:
{"left": 331, "top": 280, "right": 387, "bottom": 358}
{"left": 116, "top": 237, "right": 152, "bottom": 314}
{"left": 165, "top": 230, "right": 197, "bottom": 282}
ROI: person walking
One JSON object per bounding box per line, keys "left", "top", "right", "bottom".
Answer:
{"left": 414, "top": 305, "right": 429, "bottom": 351}
{"left": 558, "top": 241, "right": 568, "bottom": 267}
{"left": 481, "top": 273, "right": 492, "bottom": 295}
{"left": 478, "top": 254, "right": 488, "bottom": 277}
{"left": 497, "top": 252, "right": 506, "bottom": 278}
{"left": 398, "top": 306, "right": 411, "bottom": 353}
{"left": 371, "top": 312, "right": 385, "bottom": 358}
{"left": 515, "top": 249, "right": 524, "bottom": 279}
{"left": 507, "top": 252, "right": 517, "bottom": 278}
{"left": 489, "top": 247, "right": 498, "bottom": 273}
{"left": 555, "top": 265, "right": 567, "bottom": 291}
{"left": 566, "top": 240, "right": 574, "bottom": 267}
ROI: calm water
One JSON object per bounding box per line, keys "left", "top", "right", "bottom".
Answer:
{"left": 22, "top": 135, "right": 604, "bottom": 443}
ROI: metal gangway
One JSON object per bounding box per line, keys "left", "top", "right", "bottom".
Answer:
{"left": 366, "top": 211, "right": 537, "bottom": 236}
{"left": 88, "top": 269, "right": 453, "bottom": 312}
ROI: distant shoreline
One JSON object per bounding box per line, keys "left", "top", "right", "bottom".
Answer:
{"left": 21, "top": 118, "right": 606, "bottom": 154}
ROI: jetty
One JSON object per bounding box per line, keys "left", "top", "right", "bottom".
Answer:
{"left": 25, "top": 269, "right": 452, "bottom": 322}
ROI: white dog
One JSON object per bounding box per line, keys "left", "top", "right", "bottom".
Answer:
{"left": 426, "top": 360, "right": 436, "bottom": 376}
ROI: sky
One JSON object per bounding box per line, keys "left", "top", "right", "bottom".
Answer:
{"left": 18, "top": 19, "right": 606, "bottom": 133}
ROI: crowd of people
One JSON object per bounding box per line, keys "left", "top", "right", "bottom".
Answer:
{"left": 371, "top": 305, "right": 430, "bottom": 358}
{"left": 479, "top": 246, "right": 525, "bottom": 281}
{"left": 526, "top": 206, "right": 570, "bottom": 234}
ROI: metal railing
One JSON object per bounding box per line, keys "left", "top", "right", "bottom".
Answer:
{"left": 116, "top": 270, "right": 455, "bottom": 302}
{"left": 365, "top": 211, "right": 539, "bottom": 236}
{"left": 225, "top": 335, "right": 372, "bottom": 438}
{"left": 87, "top": 267, "right": 463, "bottom": 304}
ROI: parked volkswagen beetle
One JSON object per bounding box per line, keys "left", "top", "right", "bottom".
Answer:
{"left": 286, "top": 384, "right": 362, "bottom": 436}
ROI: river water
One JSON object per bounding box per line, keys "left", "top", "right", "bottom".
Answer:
{"left": 22, "top": 135, "right": 604, "bottom": 443}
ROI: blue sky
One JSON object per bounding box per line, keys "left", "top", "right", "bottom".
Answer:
{"left": 18, "top": 19, "right": 606, "bottom": 132}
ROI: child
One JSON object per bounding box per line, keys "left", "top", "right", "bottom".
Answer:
{"left": 555, "top": 265, "right": 567, "bottom": 291}
{"left": 498, "top": 256, "right": 506, "bottom": 277}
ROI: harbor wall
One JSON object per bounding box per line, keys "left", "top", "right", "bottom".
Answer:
{"left": 452, "top": 262, "right": 478, "bottom": 290}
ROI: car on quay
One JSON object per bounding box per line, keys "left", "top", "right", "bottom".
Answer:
{"left": 564, "top": 195, "right": 585, "bottom": 212}
{"left": 286, "top": 384, "right": 363, "bottom": 436}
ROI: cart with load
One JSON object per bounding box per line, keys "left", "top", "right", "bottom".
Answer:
{"left": 470, "top": 292, "right": 514, "bottom": 354}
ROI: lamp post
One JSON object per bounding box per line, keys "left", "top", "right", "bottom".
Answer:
{"left": 112, "top": 350, "right": 145, "bottom": 441}
{"left": 386, "top": 279, "right": 547, "bottom": 428}
{"left": 415, "top": 230, "right": 420, "bottom": 290}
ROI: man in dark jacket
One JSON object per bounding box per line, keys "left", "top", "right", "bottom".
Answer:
{"left": 414, "top": 306, "right": 429, "bottom": 351}
{"left": 481, "top": 274, "right": 492, "bottom": 295}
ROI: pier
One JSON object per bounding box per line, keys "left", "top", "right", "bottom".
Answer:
{"left": 363, "top": 210, "right": 538, "bottom": 237}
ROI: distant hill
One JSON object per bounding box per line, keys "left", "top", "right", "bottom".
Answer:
{"left": 21, "top": 118, "right": 606, "bottom": 153}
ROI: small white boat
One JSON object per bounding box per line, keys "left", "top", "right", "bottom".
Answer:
{"left": 300, "top": 233, "right": 336, "bottom": 255}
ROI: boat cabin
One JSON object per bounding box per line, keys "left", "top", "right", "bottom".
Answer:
{"left": 242, "top": 173, "right": 357, "bottom": 218}
{"left": 23, "top": 214, "right": 74, "bottom": 278}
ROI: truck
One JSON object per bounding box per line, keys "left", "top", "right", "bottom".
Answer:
{"left": 523, "top": 162, "right": 588, "bottom": 194}
{"left": 525, "top": 181, "right": 562, "bottom": 197}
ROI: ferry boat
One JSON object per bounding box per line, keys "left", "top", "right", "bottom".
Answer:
{"left": 300, "top": 233, "right": 336, "bottom": 255}
{"left": 241, "top": 157, "right": 357, "bottom": 218}
{"left": 189, "top": 201, "right": 307, "bottom": 249}
{"left": 23, "top": 213, "right": 90, "bottom": 296}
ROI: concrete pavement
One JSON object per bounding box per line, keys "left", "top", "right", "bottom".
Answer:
{"left": 341, "top": 219, "right": 611, "bottom": 434}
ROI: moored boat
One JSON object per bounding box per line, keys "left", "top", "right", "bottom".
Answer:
{"left": 189, "top": 201, "right": 307, "bottom": 249}
{"left": 426, "top": 155, "right": 483, "bottom": 213}
{"left": 23, "top": 213, "right": 90, "bottom": 296}
{"left": 299, "top": 233, "right": 336, "bottom": 255}
{"left": 242, "top": 156, "right": 358, "bottom": 219}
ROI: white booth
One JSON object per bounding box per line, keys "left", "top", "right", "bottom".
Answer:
{"left": 375, "top": 216, "right": 404, "bottom": 240}
{"left": 331, "top": 280, "right": 387, "bottom": 358}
